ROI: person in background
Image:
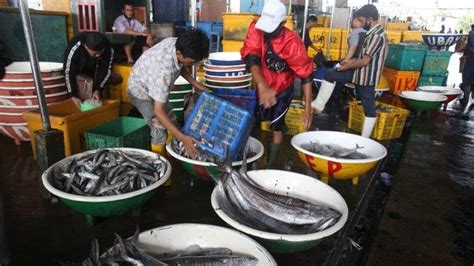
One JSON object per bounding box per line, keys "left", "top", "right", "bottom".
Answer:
{"left": 440, "top": 25, "right": 445, "bottom": 33}
{"left": 113, "top": 2, "right": 154, "bottom": 65}
{"left": 461, "top": 24, "right": 474, "bottom": 104}
{"left": 241, "top": 0, "right": 313, "bottom": 169}
{"left": 341, "top": 16, "right": 367, "bottom": 62}
{"left": 0, "top": 41, "right": 12, "bottom": 80}
{"left": 311, "top": 4, "right": 388, "bottom": 138}
{"left": 63, "top": 32, "right": 114, "bottom": 109}
{"left": 127, "top": 29, "right": 210, "bottom": 156}
{"left": 300, "top": 15, "right": 319, "bottom": 52}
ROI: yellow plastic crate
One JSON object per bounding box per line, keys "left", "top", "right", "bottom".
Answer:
{"left": 341, "top": 29, "right": 349, "bottom": 50}
{"left": 309, "top": 27, "right": 343, "bottom": 49}
{"left": 401, "top": 31, "right": 426, "bottom": 42}
{"left": 222, "top": 13, "right": 294, "bottom": 41}
{"left": 348, "top": 101, "right": 409, "bottom": 140}
{"left": 222, "top": 40, "right": 244, "bottom": 52}
{"left": 315, "top": 16, "right": 331, "bottom": 27}
{"left": 386, "top": 31, "right": 403, "bottom": 44}
{"left": 261, "top": 100, "right": 306, "bottom": 135}
{"left": 386, "top": 22, "right": 409, "bottom": 31}
{"left": 23, "top": 99, "right": 120, "bottom": 158}
{"left": 109, "top": 63, "right": 132, "bottom": 103}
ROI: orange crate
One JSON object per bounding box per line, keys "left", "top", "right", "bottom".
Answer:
{"left": 383, "top": 67, "right": 421, "bottom": 95}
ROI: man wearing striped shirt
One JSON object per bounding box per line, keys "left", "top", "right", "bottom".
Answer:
{"left": 312, "top": 4, "right": 387, "bottom": 137}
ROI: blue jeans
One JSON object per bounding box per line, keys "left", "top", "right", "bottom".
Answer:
{"left": 355, "top": 84, "right": 376, "bottom": 117}
{"left": 324, "top": 68, "right": 355, "bottom": 98}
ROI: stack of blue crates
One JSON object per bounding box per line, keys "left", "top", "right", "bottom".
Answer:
{"left": 182, "top": 93, "right": 253, "bottom": 161}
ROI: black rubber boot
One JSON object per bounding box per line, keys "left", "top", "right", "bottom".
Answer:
{"left": 267, "top": 143, "right": 281, "bottom": 169}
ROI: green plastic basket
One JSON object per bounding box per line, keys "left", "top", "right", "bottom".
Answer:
{"left": 385, "top": 43, "right": 427, "bottom": 71}
{"left": 85, "top": 116, "right": 150, "bottom": 150}
{"left": 417, "top": 75, "right": 446, "bottom": 87}
{"left": 421, "top": 50, "right": 452, "bottom": 77}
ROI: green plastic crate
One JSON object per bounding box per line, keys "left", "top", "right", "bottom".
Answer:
{"left": 85, "top": 117, "right": 150, "bottom": 150}
{"left": 417, "top": 75, "right": 447, "bottom": 87}
{"left": 385, "top": 43, "right": 427, "bottom": 71}
{"left": 421, "top": 50, "right": 452, "bottom": 77}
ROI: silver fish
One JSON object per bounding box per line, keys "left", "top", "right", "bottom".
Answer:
{"left": 301, "top": 141, "right": 368, "bottom": 159}
{"left": 52, "top": 150, "right": 167, "bottom": 196}
{"left": 170, "top": 138, "right": 257, "bottom": 164}
{"left": 80, "top": 229, "right": 256, "bottom": 266}
{"left": 215, "top": 152, "right": 341, "bottom": 234}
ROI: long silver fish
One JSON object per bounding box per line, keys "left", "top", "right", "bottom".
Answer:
{"left": 216, "top": 152, "right": 341, "bottom": 234}
{"left": 81, "top": 229, "right": 258, "bottom": 266}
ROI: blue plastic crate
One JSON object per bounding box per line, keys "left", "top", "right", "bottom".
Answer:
{"left": 182, "top": 93, "right": 253, "bottom": 161}
{"left": 212, "top": 88, "right": 256, "bottom": 114}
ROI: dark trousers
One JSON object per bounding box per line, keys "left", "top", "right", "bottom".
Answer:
{"left": 355, "top": 84, "right": 376, "bottom": 117}
{"left": 323, "top": 69, "right": 376, "bottom": 117}
{"left": 131, "top": 36, "right": 148, "bottom": 62}
{"left": 323, "top": 69, "right": 354, "bottom": 114}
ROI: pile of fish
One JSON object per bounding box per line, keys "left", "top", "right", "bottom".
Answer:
{"left": 170, "top": 138, "right": 256, "bottom": 163}
{"left": 51, "top": 149, "right": 167, "bottom": 196}
{"left": 375, "top": 104, "right": 393, "bottom": 113}
{"left": 301, "top": 141, "right": 369, "bottom": 159}
{"left": 215, "top": 153, "right": 342, "bottom": 235}
{"left": 81, "top": 229, "right": 258, "bottom": 265}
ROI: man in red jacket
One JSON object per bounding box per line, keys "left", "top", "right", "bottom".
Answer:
{"left": 241, "top": 0, "right": 313, "bottom": 168}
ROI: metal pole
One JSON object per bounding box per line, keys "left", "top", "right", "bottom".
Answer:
{"left": 326, "top": 0, "right": 336, "bottom": 55}
{"left": 302, "top": 0, "right": 310, "bottom": 45}
{"left": 19, "top": 0, "right": 51, "bottom": 131}
{"left": 190, "top": 0, "right": 197, "bottom": 80}
{"left": 191, "top": 0, "right": 196, "bottom": 27}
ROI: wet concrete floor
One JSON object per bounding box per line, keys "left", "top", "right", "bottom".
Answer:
{"left": 366, "top": 100, "right": 474, "bottom": 265}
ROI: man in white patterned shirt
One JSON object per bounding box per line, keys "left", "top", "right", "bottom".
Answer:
{"left": 113, "top": 2, "right": 153, "bottom": 64}
{"left": 127, "top": 29, "right": 210, "bottom": 157}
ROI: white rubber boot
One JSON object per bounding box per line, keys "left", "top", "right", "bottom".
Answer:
{"left": 361, "top": 116, "right": 377, "bottom": 138}
{"left": 311, "top": 80, "right": 336, "bottom": 113}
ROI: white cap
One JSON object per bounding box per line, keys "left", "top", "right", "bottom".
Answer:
{"left": 255, "top": 0, "right": 287, "bottom": 33}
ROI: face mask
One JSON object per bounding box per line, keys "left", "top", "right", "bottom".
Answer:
{"left": 263, "top": 22, "right": 285, "bottom": 39}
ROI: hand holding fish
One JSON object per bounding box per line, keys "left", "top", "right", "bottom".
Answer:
{"left": 181, "top": 135, "right": 200, "bottom": 159}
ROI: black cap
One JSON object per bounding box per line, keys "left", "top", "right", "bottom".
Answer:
{"left": 84, "top": 32, "right": 108, "bottom": 51}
